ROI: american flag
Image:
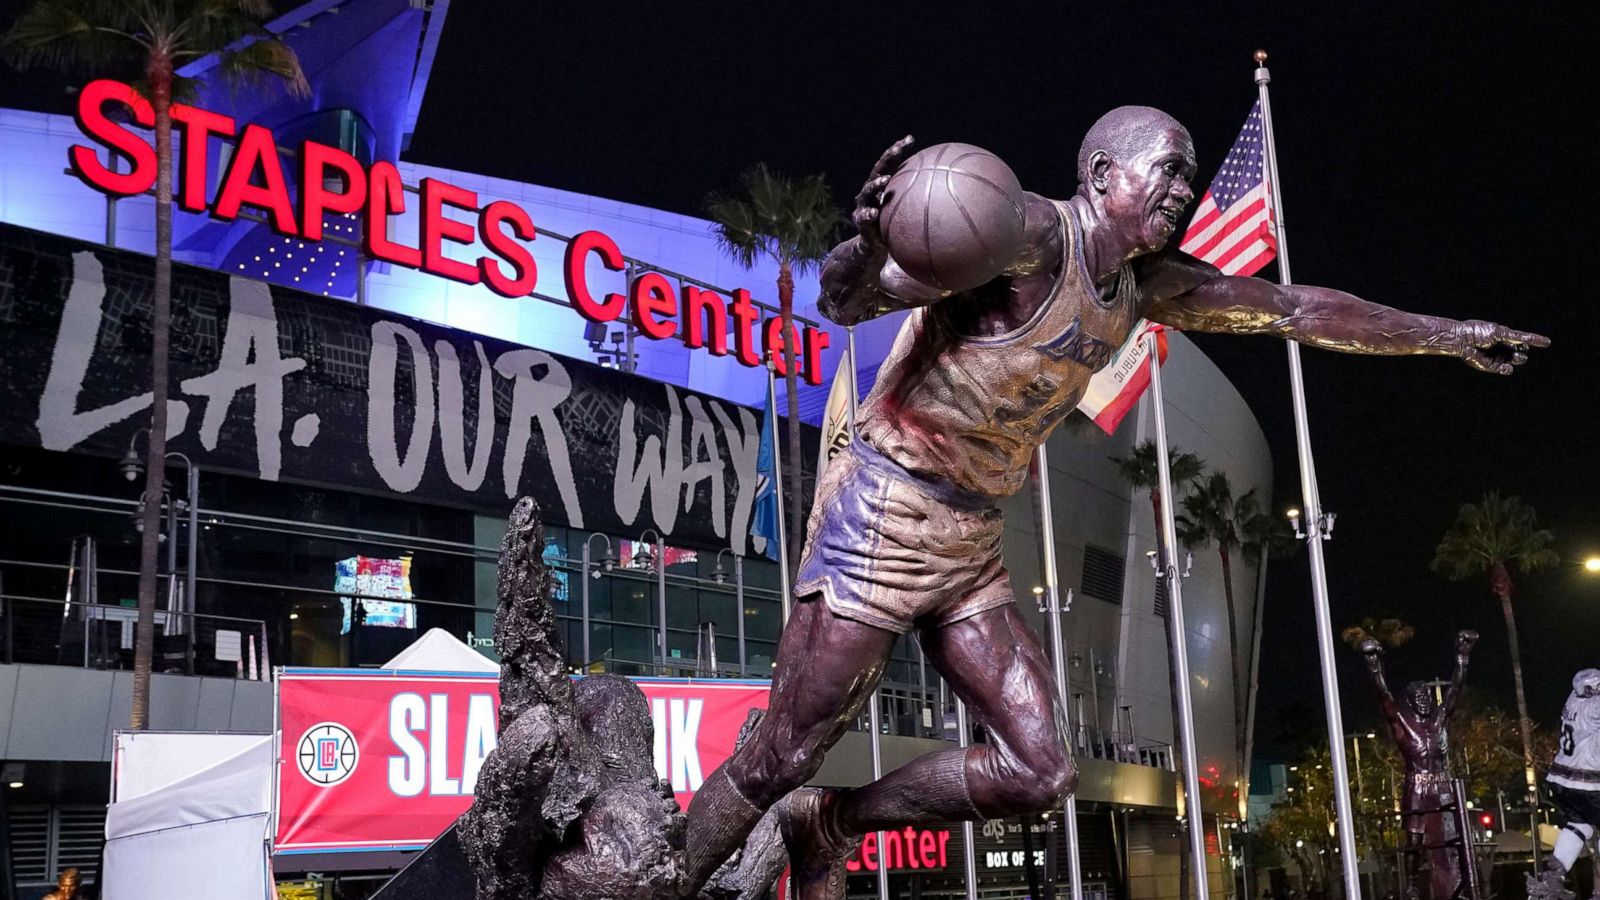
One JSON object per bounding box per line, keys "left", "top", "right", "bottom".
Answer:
{"left": 1179, "top": 101, "right": 1278, "bottom": 276}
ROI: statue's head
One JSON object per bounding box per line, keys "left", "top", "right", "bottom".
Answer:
{"left": 1574, "top": 669, "right": 1600, "bottom": 698}
{"left": 1076, "top": 106, "right": 1197, "bottom": 255}
{"left": 1405, "top": 681, "right": 1437, "bottom": 718}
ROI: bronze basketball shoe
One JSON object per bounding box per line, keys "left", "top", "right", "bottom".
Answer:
{"left": 775, "top": 788, "right": 861, "bottom": 900}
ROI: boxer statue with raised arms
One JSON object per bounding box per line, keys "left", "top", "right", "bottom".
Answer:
{"left": 1361, "top": 632, "right": 1478, "bottom": 899}
{"left": 681, "top": 108, "right": 1549, "bottom": 900}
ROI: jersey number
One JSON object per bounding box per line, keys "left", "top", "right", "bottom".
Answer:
{"left": 1561, "top": 723, "right": 1576, "bottom": 756}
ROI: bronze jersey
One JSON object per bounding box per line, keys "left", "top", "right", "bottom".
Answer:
{"left": 858, "top": 200, "right": 1141, "bottom": 497}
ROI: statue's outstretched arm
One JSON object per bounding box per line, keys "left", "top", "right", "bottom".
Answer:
{"left": 1443, "top": 630, "right": 1479, "bottom": 717}
{"left": 1139, "top": 250, "right": 1548, "bottom": 375}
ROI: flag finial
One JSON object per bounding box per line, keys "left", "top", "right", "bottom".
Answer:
{"left": 1253, "top": 49, "right": 1268, "bottom": 65}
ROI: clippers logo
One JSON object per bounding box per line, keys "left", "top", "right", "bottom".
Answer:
{"left": 297, "top": 722, "right": 359, "bottom": 787}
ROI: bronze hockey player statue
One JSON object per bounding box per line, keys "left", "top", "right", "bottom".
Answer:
{"left": 1361, "top": 631, "right": 1480, "bottom": 900}
{"left": 681, "top": 105, "right": 1547, "bottom": 900}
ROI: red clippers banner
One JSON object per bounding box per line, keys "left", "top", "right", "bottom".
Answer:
{"left": 273, "top": 669, "right": 769, "bottom": 854}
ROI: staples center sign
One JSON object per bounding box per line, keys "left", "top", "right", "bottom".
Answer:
{"left": 274, "top": 670, "right": 769, "bottom": 853}
{"left": 67, "top": 80, "right": 831, "bottom": 384}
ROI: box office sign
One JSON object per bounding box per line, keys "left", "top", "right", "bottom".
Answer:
{"left": 0, "top": 224, "right": 815, "bottom": 553}
{"left": 273, "top": 670, "right": 769, "bottom": 853}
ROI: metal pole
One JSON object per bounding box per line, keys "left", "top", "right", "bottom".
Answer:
{"left": 1254, "top": 52, "right": 1363, "bottom": 900}
{"left": 846, "top": 327, "right": 889, "bottom": 900}
{"left": 656, "top": 533, "right": 667, "bottom": 673}
{"left": 1089, "top": 647, "right": 1104, "bottom": 736}
{"left": 581, "top": 542, "right": 592, "bottom": 670}
{"left": 917, "top": 639, "right": 930, "bottom": 738}
{"left": 734, "top": 556, "right": 747, "bottom": 675}
{"left": 868, "top": 690, "right": 890, "bottom": 900}
{"left": 185, "top": 463, "right": 199, "bottom": 674}
{"left": 766, "top": 367, "right": 792, "bottom": 623}
{"left": 624, "top": 264, "right": 637, "bottom": 373}
{"left": 706, "top": 620, "right": 717, "bottom": 675}
{"left": 957, "top": 698, "right": 979, "bottom": 900}
{"left": 1241, "top": 826, "right": 1254, "bottom": 900}
{"left": 104, "top": 150, "right": 117, "bottom": 247}
{"left": 1242, "top": 551, "right": 1270, "bottom": 801}
{"left": 165, "top": 485, "right": 178, "bottom": 661}
{"left": 1144, "top": 329, "right": 1210, "bottom": 900}
{"left": 1036, "top": 445, "right": 1085, "bottom": 900}
{"left": 356, "top": 254, "right": 368, "bottom": 305}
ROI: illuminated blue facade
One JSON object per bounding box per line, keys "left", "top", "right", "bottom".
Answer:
{"left": 0, "top": 6, "right": 1279, "bottom": 894}
{"left": 0, "top": 0, "right": 898, "bottom": 412}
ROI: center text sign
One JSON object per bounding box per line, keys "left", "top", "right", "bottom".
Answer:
{"left": 273, "top": 669, "right": 769, "bottom": 853}
{"left": 66, "top": 79, "right": 831, "bottom": 382}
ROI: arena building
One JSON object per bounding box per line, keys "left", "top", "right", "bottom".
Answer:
{"left": 0, "top": 2, "right": 1276, "bottom": 898}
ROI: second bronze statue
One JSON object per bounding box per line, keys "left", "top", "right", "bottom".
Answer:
{"left": 681, "top": 106, "right": 1548, "bottom": 900}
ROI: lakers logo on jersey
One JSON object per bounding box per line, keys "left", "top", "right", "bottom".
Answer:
{"left": 1035, "top": 316, "right": 1116, "bottom": 371}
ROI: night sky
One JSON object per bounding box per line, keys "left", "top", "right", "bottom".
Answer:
{"left": 4, "top": 2, "right": 1595, "bottom": 753}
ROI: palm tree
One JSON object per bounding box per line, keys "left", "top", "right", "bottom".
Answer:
{"left": 1233, "top": 490, "right": 1294, "bottom": 894}
{"left": 1431, "top": 491, "right": 1558, "bottom": 807}
{"left": 1111, "top": 439, "right": 1204, "bottom": 900}
{"left": 1111, "top": 440, "right": 1204, "bottom": 567}
{"left": 1339, "top": 617, "right": 1416, "bottom": 651}
{"left": 3, "top": 0, "right": 306, "bottom": 729}
{"left": 1176, "top": 471, "right": 1248, "bottom": 772}
{"left": 706, "top": 164, "right": 842, "bottom": 575}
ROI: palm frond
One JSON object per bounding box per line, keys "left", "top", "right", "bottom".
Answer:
{"left": 1237, "top": 487, "right": 1296, "bottom": 563}
{"left": 705, "top": 164, "right": 843, "bottom": 274}
{"left": 705, "top": 193, "right": 766, "bottom": 270}
{"left": 1110, "top": 440, "right": 1205, "bottom": 497}
{"left": 1, "top": 0, "right": 145, "bottom": 71}
{"left": 214, "top": 37, "right": 308, "bottom": 96}
{"left": 1432, "top": 491, "right": 1558, "bottom": 581}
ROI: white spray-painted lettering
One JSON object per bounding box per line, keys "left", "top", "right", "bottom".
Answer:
{"left": 616, "top": 386, "right": 760, "bottom": 551}
{"left": 179, "top": 277, "right": 306, "bottom": 480}
{"left": 615, "top": 385, "right": 686, "bottom": 534}
{"left": 35, "top": 252, "right": 189, "bottom": 450}
{"left": 493, "top": 348, "right": 583, "bottom": 528}
{"left": 367, "top": 322, "right": 436, "bottom": 492}
{"left": 435, "top": 339, "right": 495, "bottom": 491}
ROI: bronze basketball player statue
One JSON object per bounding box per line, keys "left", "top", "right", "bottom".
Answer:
{"left": 1361, "top": 632, "right": 1480, "bottom": 900}
{"left": 680, "top": 106, "right": 1548, "bottom": 900}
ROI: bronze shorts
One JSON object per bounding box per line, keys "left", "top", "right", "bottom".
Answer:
{"left": 793, "top": 439, "right": 1014, "bottom": 634}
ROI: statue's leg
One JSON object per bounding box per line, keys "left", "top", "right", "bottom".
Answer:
{"left": 680, "top": 594, "right": 897, "bottom": 893}
{"left": 829, "top": 601, "right": 1077, "bottom": 834}
{"left": 1402, "top": 831, "right": 1424, "bottom": 900}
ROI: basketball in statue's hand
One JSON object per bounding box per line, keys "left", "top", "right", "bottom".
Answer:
{"left": 879, "top": 142, "right": 1026, "bottom": 293}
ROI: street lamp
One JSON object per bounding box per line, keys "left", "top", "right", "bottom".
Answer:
{"left": 120, "top": 427, "right": 200, "bottom": 667}
{"left": 638, "top": 529, "right": 667, "bottom": 672}
{"left": 1584, "top": 556, "right": 1600, "bottom": 573}
{"left": 711, "top": 548, "right": 748, "bottom": 675}
{"left": 580, "top": 533, "right": 616, "bottom": 671}
{"left": 711, "top": 547, "right": 735, "bottom": 585}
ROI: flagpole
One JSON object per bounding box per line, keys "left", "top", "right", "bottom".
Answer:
{"left": 1253, "top": 49, "right": 1362, "bottom": 900}
{"left": 1143, "top": 329, "right": 1210, "bottom": 900}
{"left": 1034, "top": 444, "right": 1085, "bottom": 900}
{"left": 841, "top": 327, "right": 890, "bottom": 900}
{"left": 766, "top": 364, "right": 792, "bottom": 624}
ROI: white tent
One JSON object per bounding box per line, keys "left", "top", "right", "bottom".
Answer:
{"left": 100, "top": 630, "right": 494, "bottom": 897}
{"left": 382, "top": 627, "right": 498, "bottom": 673}
{"left": 104, "top": 731, "right": 275, "bottom": 899}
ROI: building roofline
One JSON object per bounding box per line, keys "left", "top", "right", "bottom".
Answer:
{"left": 402, "top": 0, "right": 451, "bottom": 150}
